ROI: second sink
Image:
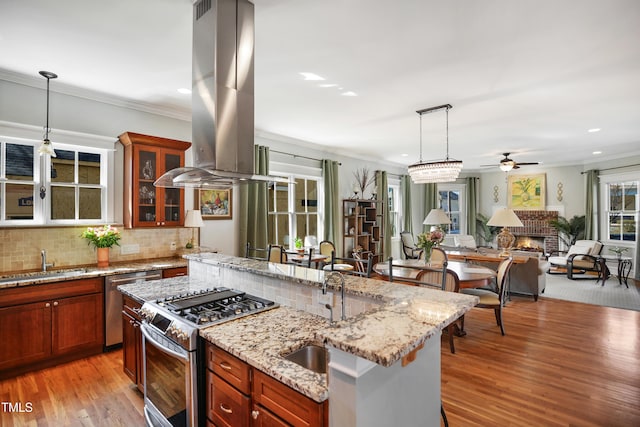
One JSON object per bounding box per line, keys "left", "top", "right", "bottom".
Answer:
{"left": 283, "top": 345, "right": 328, "bottom": 374}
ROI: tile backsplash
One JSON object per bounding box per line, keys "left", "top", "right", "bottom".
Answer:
{"left": 0, "top": 226, "right": 194, "bottom": 273}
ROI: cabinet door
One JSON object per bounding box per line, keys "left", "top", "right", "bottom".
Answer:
{"left": 134, "top": 146, "right": 160, "bottom": 227}
{"left": 122, "top": 310, "right": 138, "bottom": 384}
{"left": 162, "top": 150, "right": 184, "bottom": 226}
{"left": 0, "top": 301, "right": 52, "bottom": 371}
{"left": 251, "top": 404, "right": 289, "bottom": 427}
{"left": 52, "top": 293, "right": 104, "bottom": 356}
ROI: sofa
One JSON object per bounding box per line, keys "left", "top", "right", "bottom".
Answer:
{"left": 508, "top": 251, "right": 550, "bottom": 301}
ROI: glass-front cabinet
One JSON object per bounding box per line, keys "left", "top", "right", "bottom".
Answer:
{"left": 118, "top": 132, "right": 191, "bottom": 228}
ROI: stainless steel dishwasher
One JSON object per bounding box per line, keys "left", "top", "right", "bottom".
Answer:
{"left": 104, "top": 270, "right": 162, "bottom": 349}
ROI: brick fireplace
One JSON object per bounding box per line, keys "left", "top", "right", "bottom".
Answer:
{"left": 510, "top": 210, "right": 559, "bottom": 255}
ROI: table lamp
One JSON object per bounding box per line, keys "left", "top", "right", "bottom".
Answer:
{"left": 423, "top": 208, "right": 452, "bottom": 229}
{"left": 184, "top": 210, "right": 205, "bottom": 249}
{"left": 487, "top": 208, "right": 523, "bottom": 256}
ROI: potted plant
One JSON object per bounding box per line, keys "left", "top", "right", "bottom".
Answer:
{"left": 476, "top": 212, "right": 500, "bottom": 247}
{"left": 81, "top": 225, "right": 122, "bottom": 267}
{"left": 294, "top": 237, "right": 304, "bottom": 253}
{"left": 548, "top": 215, "right": 586, "bottom": 249}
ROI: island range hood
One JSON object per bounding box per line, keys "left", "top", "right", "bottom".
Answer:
{"left": 155, "top": 0, "right": 288, "bottom": 188}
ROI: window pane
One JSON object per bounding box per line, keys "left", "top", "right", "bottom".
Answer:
{"left": 6, "top": 144, "right": 34, "bottom": 181}
{"left": 5, "top": 183, "right": 34, "bottom": 219}
{"left": 295, "top": 178, "right": 305, "bottom": 213}
{"left": 275, "top": 184, "right": 288, "bottom": 211}
{"left": 623, "top": 183, "right": 637, "bottom": 211}
{"left": 51, "top": 186, "right": 75, "bottom": 219}
{"left": 52, "top": 150, "right": 75, "bottom": 183}
{"left": 79, "top": 152, "right": 101, "bottom": 184}
{"left": 449, "top": 191, "right": 460, "bottom": 211}
{"left": 621, "top": 215, "right": 636, "bottom": 241}
{"left": 610, "top": 184, "right": 622, "bottom": 210}
{"left": 79, "top": 188, "right": 102, "bottom": 219}
{"left": 307, "top": 180, "right": 317, "bottom": 213}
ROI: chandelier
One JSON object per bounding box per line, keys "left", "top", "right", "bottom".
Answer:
{"left": 408, "top": 104, "right": 463, "bottom": 183}
{"left": 38, "top": 70, "right": 58, "bottom": 157}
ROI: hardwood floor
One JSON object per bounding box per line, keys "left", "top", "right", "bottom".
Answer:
{"left": 441, "top": 293, "right": 640, "bottom": 427}
{"left": 1, "top": 291, "right": 638, "bottom": 427}
{"left": 0, "top": 349, "right": 143, "bottom": 427}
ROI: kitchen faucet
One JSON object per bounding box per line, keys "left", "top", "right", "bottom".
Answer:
{"left": 323, "top": 271, "right": 346, "bottom": 321}
{"left": 41, "top": 249, "right": 54, "bottom": 272}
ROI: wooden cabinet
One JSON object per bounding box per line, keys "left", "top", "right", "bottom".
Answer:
{"left": 118, "top": 132, "right": 191, "bottom": 228}
{"left": 122, "top": 295, "right": 143, "bottom": 392}
{"left": 162, "top": 266, "right": 188, "bottom": 278}
{"left": 0, "top": 278, "right": 104, "bottom": 379}
{"left": 205, "top": 342, "right": 327, "bottom": 427}
{"left": 342, "top": 199, "right": 385, "bottom": 263}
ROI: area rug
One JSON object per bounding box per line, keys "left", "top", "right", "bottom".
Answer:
{"left": 540, "top": 273, "right": 640, "bottom": 311}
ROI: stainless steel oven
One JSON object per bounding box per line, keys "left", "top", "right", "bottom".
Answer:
{"left": 139, "top": 287, "right": 277, "bottom": 427}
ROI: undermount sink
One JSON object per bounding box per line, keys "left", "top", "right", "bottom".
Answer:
{"left": 0, "top": 268, "right": 88, "bottom": 284}
{"left": 283, "top": 344, "right": 328, "bottom": 374}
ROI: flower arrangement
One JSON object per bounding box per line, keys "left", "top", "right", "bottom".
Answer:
{"left": 81, "top": 225, "right": 122, "bottom": 249}
{"left": 416, "top": 229, "right": 445, "bottom": 251}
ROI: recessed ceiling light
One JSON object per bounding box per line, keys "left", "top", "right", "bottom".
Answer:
{"left": 299, "top": 72, "right": 325, "bottom": 81}
{"left": 177, "top": 88, "right": 191, "bottom": 94}
{"left": 401, "top": 153, "right": 409, "bottom": 157}
{"left": 592, "top": 151, "right": 602, "bottom": 155}
{"left": 319, "top": 83, "right": 338, "bottom": 88}
{"left": 588, "top": 128, "right": 601, "bottom": 133}
{"left": 341, "top": 91, "right": 357, "bottom": 96}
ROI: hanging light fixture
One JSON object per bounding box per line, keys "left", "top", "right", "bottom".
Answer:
{"left": 38, "top": 71, "right": 58, "bottom": 157}
{"left": 408, "top": 104, "right": 463, "bottom": 183}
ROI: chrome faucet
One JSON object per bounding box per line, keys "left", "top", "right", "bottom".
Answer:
{"left": 41, "top": 249, "right": 54, "bottom": 272}
{"left": 323, "top": 271, "right": 346, "bottom": 321}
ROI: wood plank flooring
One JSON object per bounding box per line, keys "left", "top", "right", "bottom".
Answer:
{"left": 1, "top": 289, "right": 638, "bottom": 426}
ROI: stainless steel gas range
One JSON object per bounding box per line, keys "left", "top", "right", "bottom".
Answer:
{"left": 139, "top": 287, "right": 278, "bottom": 427}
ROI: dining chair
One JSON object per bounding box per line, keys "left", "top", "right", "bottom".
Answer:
{"left": 400, "top": 231, "right": 423, "bottom": 259}
{"left": 352, "top": 251, "right": 374, "bottom": 278}
{"left": 267, "top": 244, "right": 288, "bottom": 264}
{"left": 430, "top": 247, "right": 447, "bottom": 266}
{"left": 417, "top": 268, "right": 461, "bottom": 353}
{"left": 323, "top": 250, "right": 355, "bottom": 273}
{"left": 245, "top": 242, "right": 268, "bottom": 260}
{"left": 460, "top": 257, "right": 513, "bottom": 335}
{"left": 318, "top": 240, "right": 336, "bottom": 266}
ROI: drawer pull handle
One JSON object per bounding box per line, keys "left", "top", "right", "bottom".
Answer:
{"left": 219, "top": 361, "right": 232, "bottom": 371}
{"left": 251, "top": 410, "right": 259, "bottom": 419}
{"left": 45, "top": 302, "right": 50, "bottom": 308}
{"left": 219, "top": 404, "right": 233, "bottom": 414}
{"left": 53, "top": 301, "right": 59, "bottom": 306}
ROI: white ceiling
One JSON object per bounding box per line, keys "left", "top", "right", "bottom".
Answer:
{"left": 2, "top": 0, "right": 640, "bottom": 171}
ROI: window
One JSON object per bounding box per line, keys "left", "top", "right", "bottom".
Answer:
{"left": 605, "top": 179, "right": 638, "bottom": 243}
{"left": 438, "top": 184, "right": 465, "bottom": 234}
{"left": 388, "top": 181, "right": 401, "bottom": 237}
{"left": 0, "top": 135, "right": 109, "bottom": 226}
{"left": 268, "top": 176, "right": 321, "bottom": 249}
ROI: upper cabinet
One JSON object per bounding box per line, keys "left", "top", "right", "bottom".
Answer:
{"left": 118, "top": 132, "right": 191, "bottom": 228}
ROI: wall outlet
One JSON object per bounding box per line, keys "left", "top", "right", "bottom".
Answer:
{"left": 318, "top": 291, "right": 333, "bottom": 305}
{"left": 170, "top": 242, "right": 177, "bottom": 251}
{"left": 120, "top": 244, "right": 140, "bottom": 255}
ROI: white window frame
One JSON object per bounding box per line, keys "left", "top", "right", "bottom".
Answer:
{"left": 438, "top": 183, "right": 466, "bottom": 234}
{"left": 599, "top": 172, "right": 639, "bottom": 247}
{"left": 388, "top": 178, "right": 401, "bottom": 238}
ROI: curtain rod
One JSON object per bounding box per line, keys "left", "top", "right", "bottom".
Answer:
{"left": 581, "top": 163, "right": 640, "bottom": 174}
{"left": 270, "top": 149, "right": 342, "bottom": 165}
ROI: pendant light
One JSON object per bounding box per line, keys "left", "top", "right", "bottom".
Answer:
{"left": 408, "top": 104, "right": 463, "bottom": 183}
{"left": 38, "top": 71, "right": 58, "bottom": 157}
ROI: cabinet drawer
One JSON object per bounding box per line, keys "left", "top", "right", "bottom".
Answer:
{"left": 0, "top": 277, "right": 103, "bottom": 308}
{"left": 162, "top": 267, "right": 188, "bottom": 278}
{"left": 207, "top": 370, "right": 250, "bottom": 427}
{"left": 206, "top": 343, "right": 250, "bottom": 395}
{"left": 122, "top": 295, "right": 142, "bottom": 320}
{"left": 252, "top": 370, "right": 326, "bottom": 427}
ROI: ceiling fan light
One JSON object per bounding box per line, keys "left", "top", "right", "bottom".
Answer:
{"left": 499, "top": 162, "right": 514, "bottom": 172}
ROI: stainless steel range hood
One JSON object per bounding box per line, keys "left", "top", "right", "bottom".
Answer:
{"left": 155, "top": 0, "right": 287, "bottom": 188}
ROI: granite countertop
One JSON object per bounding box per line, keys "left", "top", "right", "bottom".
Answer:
{"left": 0, "top": 257, "right": 187, "bottom": 289}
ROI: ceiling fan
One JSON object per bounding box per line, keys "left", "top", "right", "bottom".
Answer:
{"left": 481, "top": 153, "right": 541, "bottom": 171}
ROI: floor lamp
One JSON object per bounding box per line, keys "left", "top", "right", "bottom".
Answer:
{"left": 487, "top": 208, "right": 523, "bottom": 256}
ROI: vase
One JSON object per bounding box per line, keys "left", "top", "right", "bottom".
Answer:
{"left": 423, "top": 246, "right": 432, "bottom": 264}
{"left": 97, "top": 247, "right": 110, "bottom": 268}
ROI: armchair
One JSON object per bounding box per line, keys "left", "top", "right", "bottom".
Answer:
{"left": 548, "top": 240, "right": 606, "bottom": 280}
{"left": 400, "top": 231, "right": 423, "bottom": 259}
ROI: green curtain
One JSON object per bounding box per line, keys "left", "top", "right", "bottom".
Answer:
{"left": 401, "top": 175, "right": 413, "bottom": 234}
{"left": 322, "top": 159, "right": 341, "bottom": 254}
{"left": 238, "top": 145, "right": 270, "bottom": 254}
{"left": 375, "top": 170, "right": 392, "bottom": 260}
{"left": 422, "top": 183, "right": 439, "bottom": 232}
{"left": 466, "top": 177, "right": 479, "bottom": 238}
{"left": 584, "top": 169, "right": 599, "bottom": 240}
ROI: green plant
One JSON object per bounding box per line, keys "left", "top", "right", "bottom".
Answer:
{"left": 81, "top": 225, "right": 122, "bottom": 248}
{"left": 548, "top": 215, "right": 585, "bottom": 248}
{"left": 294, "top": 237, "right": 303, "bottom": 249}
{"left": 476, "top": 213, "right": 500, "bottom": 246}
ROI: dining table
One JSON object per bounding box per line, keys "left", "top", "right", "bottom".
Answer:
{"left": 287, "top": 251, "right": 330, "bottom": 269}
{"left": 373, "top": 259, "right": 496, "bottom": 289}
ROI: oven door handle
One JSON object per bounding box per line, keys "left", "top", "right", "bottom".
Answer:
{"left": 140, "top": 323, "right": 189, "bottom": 362}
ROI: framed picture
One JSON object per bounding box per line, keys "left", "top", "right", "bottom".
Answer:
{"left": 508, "top": 173, "right": 546, "bottom": 210}
{"left": 197, "top": 188, "right": 232, "bottom": 219}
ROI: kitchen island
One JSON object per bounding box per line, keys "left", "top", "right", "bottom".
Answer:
{"left": 119, "top": 253, "right": 477, "bottom": 426}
